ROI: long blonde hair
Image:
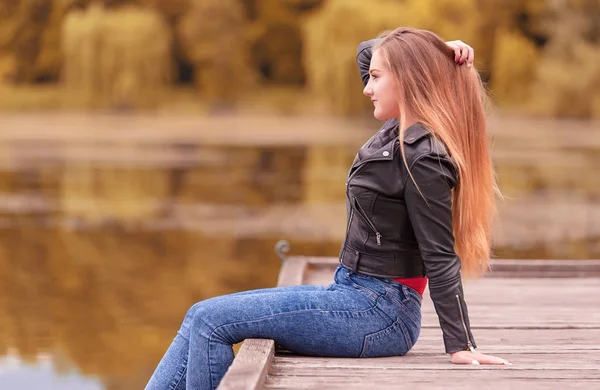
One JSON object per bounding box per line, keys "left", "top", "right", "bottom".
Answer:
{"left": 376, "top": 27, "right": 500, "bottom": 277}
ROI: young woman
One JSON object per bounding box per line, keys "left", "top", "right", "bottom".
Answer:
{"left": 145, "top": 27, "right": 509, "bottom": 390}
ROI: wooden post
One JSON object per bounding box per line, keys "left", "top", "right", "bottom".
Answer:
{"left": 276, "top": 256, "right": 308, "bottom": 287}
{"left": 217, "top": 339, "right": 275, "bottom": 390}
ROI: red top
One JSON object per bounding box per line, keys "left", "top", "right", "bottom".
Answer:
{"left": 393, "top": 276, "right": 428, "bottom": 296}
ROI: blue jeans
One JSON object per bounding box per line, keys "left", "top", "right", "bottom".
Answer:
{"left": 144, "top": 264, "right": 422, "bottom": 390}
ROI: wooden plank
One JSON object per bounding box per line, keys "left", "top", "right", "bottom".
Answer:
{"left": 487, "top": 259, "right": 600, "bottom": 278}
{"left": 301, "top": 256, "right": 600, "bottom": 278}
{"left": 271, "top": 353, "right": 600, "bottom": 368}
{"left": 419, "top": 279, "right": 600, "bottom": 327}
{"left": 265, "top": 382, "right": 600, "bottom": 390}
{"left": 271, "top": 328, "right": 600, "bottom": 352}
{"left": 265, "top": 376, "right": 600, "bottom": 390}
{"left": 266, "top": 358, "right": 600, "bottom": 389}
{"left": 413, "top": 327, "right": 600, "bottom": 347}
{"left": 263, "top": 256, "right": 600, "bottom": 389}
{"left": 267, "top": 367, "right": 600, "bottom": 376}
{"left": 276, "top": 257, "right": 308, "bottom": 287}
{"left": 217, "top": 339, "right": 275, "bottom": 390}
{"left": 265, "top": 382, "right": 599, "bottom": 390}
{"left": 303, "top": 262, "right": 336, "bottom": 286}
{"left": 297, "top": 262, "right": 600, "bottom": 327}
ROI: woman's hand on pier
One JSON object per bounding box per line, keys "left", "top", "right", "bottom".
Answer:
{"left": 450, "top": 350, "right": 513, "bottom": 365}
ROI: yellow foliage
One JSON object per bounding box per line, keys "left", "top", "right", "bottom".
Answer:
{"left": 177, "top": 0, "right": 252, "bottom": 106}
{"left": 0, "top": 0, "right": 596, "bottom": 117}
{"left": 530, "top": 41, "right": 600, "bottom": 118}
{"left": 247, "top": 0, "right": 309, "bottom": 85}
{"left": 251, "top": 24, "right": 305, "bottom": 85}
{"left": 61, "top": 4, "right": 172, "bottom": 109}
{"left": 303, "top": 0, "right": 406, "bottom": 116}
{"left": 396, "top": 0, "right": 482, "bottom": 45}
{"left": 0, "top": 54, "right": 15, "bottom": 81}
{"left": 527, "top": 0, "right": 600, "bottom": 118}
{"left": 0, "top": 1, "right": 22, "bottom": 50}
{"left": 303, "top": 0, "right": 487, "bottom": 116}
{"left": 491, "top": 29, "right": 539, "bottom": 105}
{"left": 281, "top": 0, "right": 324, "bottom": 11}
{"left": 103, "top": 0, "right": 190, "bottom": 20}
{"left": 253, "top": 0, "right": 298, "bottom": 24}
{"left": 177, "top": 0, "right": 246, "bottom": 64}
{"left": 36, "top": 0, "right": 74, "bottom": 81}
{"left": 0, "top": 0, "right": 69, "bottom": 83}
{"left": 147, "top": 0, "right": 190, "bottom": 20}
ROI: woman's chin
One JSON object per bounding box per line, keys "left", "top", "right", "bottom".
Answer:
{"left": 373, "top": 110, "right": 391, "bottom": 121}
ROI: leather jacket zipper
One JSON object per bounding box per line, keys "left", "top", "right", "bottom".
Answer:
{"left": 340, "top": 208, "right": 354, "bottom": 262}
{"left": 347, "top": 155, "right": 391, "bottom": 183}
{"left": 351, "top": 196, "right": 382, "bottom": 245}
{"left": 456, "top": 294, "right": 476, "bottom": 352}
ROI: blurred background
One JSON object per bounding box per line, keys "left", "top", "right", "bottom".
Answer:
{"left": 0, "top": 0, "right": 598, "bottom": 389}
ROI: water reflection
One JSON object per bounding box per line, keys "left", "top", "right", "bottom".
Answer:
{"left": 0, "top": 353, "right": 103, "bottom": 390}
{"left": 0, "top": 224, "right": 291, "bottom": 389}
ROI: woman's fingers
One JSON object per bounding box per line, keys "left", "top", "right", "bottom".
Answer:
{"left": 446, "top": 40, "right": 475, "bottom": 66}
{"left": 475, "top": 353, "right": 513, "bottom": 365}
{"left": 458, "top": 46, "right": 469, "bottom": 64}
{"left": 450, "top": 351, "right": 514, "bottom": 365}
{"left": 457, "top": 44, "right": 472, "bottom": 66}
{"left": 446, "top": 41, "right": 463, "bottom": 63}
{"left": 465, "top": 47, "right": 474, "bottom": 67}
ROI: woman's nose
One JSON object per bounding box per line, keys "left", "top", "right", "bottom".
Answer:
{"left": 363, "top": 85, "right": 372, "bottom": 97}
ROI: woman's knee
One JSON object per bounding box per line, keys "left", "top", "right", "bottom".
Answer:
{"left": 190, "top": 299, "right": 223, "bottom": 333}
{"left": 179, "top": 300, "right": 211, "bottom": 337}
{"left": 189, "top": 297, "right": 239, "bottom": 344}
{"left": 182, "top": 301, "right": 204, "bottom": 323}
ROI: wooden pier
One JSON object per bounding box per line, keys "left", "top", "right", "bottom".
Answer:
{"left": 218, "top": 252, "right": 600, "bottom": 389}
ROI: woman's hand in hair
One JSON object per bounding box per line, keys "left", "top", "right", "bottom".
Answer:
{"left": 450, "top": 350, "right": 513, "bottom": 365}
{"left": 445, "top": 40, "right": 474, "bottom": 67}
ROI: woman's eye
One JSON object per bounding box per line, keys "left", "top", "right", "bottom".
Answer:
{"left": 370, "top": 74, "right": 377, "bottom": 79}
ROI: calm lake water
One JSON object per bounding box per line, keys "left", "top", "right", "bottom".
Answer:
{"left": 0, "top": 114, "right": 598, "bottom": 389}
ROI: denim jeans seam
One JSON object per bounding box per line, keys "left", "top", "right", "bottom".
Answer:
{"left": 383, "top": 291, "right": 421, "bottom": 329}
{"left": 384, "top": 286, "right": 410, "bottom": 303}
{"left": 402, "top": 285, "right": 421, "bottom": 301}
{"left": 347, "top": 274, "right": 386, "bottom": 299}
{"left": 205, "top": 303, "right": 382, "bottom": 383}
{"left": 348, "top": 281, "right": 379, "bottom": 300}
{"left": 206, "top": 339, "right": 213, "bottom": 389}
{"left": 169, "top": 363, "right": 187, "bottom": 390}
{"left": 359, "top": 317, "right": 413, "bottom": 358}
{"left": 209, "top": 304, "right": 382, "bottom": 340}
{"left": 398, "top": 318, "right": 414, "bottom": 351}
{"left": 386, "top": 294, "right": 418, "bottom": 323}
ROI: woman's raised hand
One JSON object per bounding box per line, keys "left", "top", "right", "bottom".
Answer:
{"left": 445, "top": 40, "right": 474, "bottom": 67}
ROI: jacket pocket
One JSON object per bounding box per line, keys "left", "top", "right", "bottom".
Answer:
{"left": 352, "top": 196, "right": 382, "bottom": 245}
{"left": 360, "top": 318, "right": 414, "bottom": 358}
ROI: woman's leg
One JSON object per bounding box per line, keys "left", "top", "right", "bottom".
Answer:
{"left": 146, "top": 265, "right": 421, "bottom": 390}
{"left": 143, "top": 284, "right": 322, "bottom": 390}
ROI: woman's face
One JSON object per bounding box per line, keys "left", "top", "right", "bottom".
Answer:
{"left": 363, "top": 48, "right": 400, "bottom": 121}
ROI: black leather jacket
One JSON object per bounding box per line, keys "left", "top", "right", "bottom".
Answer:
{"left": 339, "top": 39, "right": 477, "bottom": 354}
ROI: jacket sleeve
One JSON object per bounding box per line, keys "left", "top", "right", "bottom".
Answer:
{"left": 404, "top": 153, "right": 477, "bottom": 354}
{"left": 356, "top": 39, "right": 381, "bottom": 87}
